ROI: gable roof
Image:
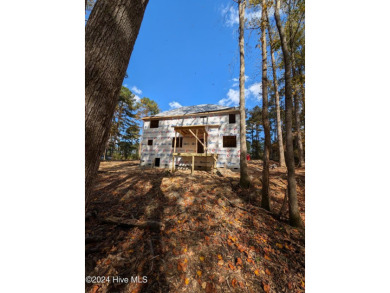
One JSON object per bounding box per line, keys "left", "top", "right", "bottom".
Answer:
{"left": 151, "top": 104, "right": 238, "bottom": 118}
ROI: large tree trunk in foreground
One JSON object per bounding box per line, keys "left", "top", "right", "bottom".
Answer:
{"left": 274, "top": 0, "right": 303, "bottom": 228}
{"left": 260, "top": 0, "right": 271, "bottom": 211}
{"left": 85, "top": 0, "right": 149, "bottom": 208}
{"left": 238, "top": 0, "right": 251, "bottom": 188}
{"left": 266, "top": 13, "right": 286, "bottom": 168}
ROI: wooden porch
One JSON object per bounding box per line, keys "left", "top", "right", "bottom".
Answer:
{"left": 171, "top": 125, "right": 219, "bottom": 174}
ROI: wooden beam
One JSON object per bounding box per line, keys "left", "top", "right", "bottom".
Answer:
{"left": 204, "top": 131, "right": 207, "bottom": 167}
{"left": 192, "top": 155, "right": 194, "bottom": 174}
{"left": 196, "top": 129, "right": 198, "bottom": 153}
{"left": 142, "top": 109, "right": 240, "bottom": 120}
{"left": 172, "top": 132, "right": 177, "bottom": 172}
{"left": 203, "top": 132, "right": 206, "bottom": 152}
{"left": 188, "top": 129, "right": 207, "bottom": 151}
{"left": 172, "top": 153, "right": 216, "bottom": 157}
{"left": 188, "top": 130, "right": 216, "bottom": 162}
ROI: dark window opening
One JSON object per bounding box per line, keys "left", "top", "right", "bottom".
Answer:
{"left": 172, "top": 137, "right": 183, "bottom": 148}
{"left": 150, "top": 120, "right": 159, "bottom": 128}
{"left": 197, "top": 139, "right": 204, "bottom": 153}
{"left": 223, "top": 136, "right": 237, "bottom": 148}
{"left": 229, "top": 114, "right": 236, "bottom": 124}
{"left": 154, "top": 158, "right": 160, "bottom": 167}
{"left": 147, "top": 139, "right": 153, "bottom": 146}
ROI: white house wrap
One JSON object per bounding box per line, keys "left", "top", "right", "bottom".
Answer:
{"left": 140, "top": 104, "right": 241, "bottom": 172}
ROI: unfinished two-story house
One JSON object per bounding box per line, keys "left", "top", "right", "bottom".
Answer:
{"left": 140, "top": 104, "right": 241, "bottom": 173}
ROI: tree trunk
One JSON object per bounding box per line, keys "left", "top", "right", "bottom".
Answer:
{"left": 291, "top": 52, "right": 305, "bottom": 167}
{"left": 238, "top": 0, "right": 251, "bottom": 188}
{"left": 103, "top": 133, "right": 111, "bottom": 161}
{"left": 85, "top": 0, "right": 149, "bottom": 208}
{"left": 287, "top": 0, "right": 304, "bottom": 167}
{"left": 114, "top": 101, "right": 124, "bottom": 154}
{"left": 274, "top": 0, "right": 303, "bottom": 228}
{"left": 260, "top": 0, "right": 271, "bottom": 211}
{"left": 266, "top": 13, "right": 286, "bottom": 168}
{"left": 138, "top": 121, "right": 143, "bottom": 159}
{"left": 251, "top": 127, "right": 254, "bottom": 156}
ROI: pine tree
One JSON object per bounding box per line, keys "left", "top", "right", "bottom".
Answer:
{"left": 260, "top": 0, "right": 271, "bottom": 210}
{"left": 274, "top": 0, "right": 304, "bottom": 227}
{"left": 238, "top": 0, "right": 251, "bottom": 188}
{"left": 266, "top": 12, "right": 286, "bottom": 167}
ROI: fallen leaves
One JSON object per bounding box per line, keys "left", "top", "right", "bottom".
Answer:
{"left": 263, "top": 281, "right": 270, "bottom": 293}
{"left": 91, "top": 285, "right": 99, "bottom": 293}
{"left": 236, "top": 257, "right": 243, "bottom": 266}
{"left": 87, "top": 161, "right": 305, "bottom": 293}
{"left": 228, "top": 235, "right": 237, "bottom": 242}
{"left": 285, "top": 243, "right": 294, "bottom": 250}
{"left": 247, "top": 257, "right": 255, "bottom": 264}
{"left": 177, "top": 260, "right": 187, "bottom": 272}
{"left": 205, "top": 282, "right": 216, "bottom": 293}
{"left": 236, "top": 243, "right": 245, "bottom": 252}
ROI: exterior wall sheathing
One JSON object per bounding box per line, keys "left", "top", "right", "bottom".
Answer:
{"left": 140, "top": 113, "right": 240, "bottom": 170}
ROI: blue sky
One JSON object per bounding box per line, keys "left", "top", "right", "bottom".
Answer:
{"left": 119, "top": 0, "right": 265, "bottom": 113}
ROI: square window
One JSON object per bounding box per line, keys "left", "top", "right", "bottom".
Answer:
{"left": 229, "top": 114, "right": 236, "bottom": 124}
{"left": 150, "top": 120, "right": 159, "bottom": 128}
{"left": 172, "top": 137, "right": 183, "bottom": 148}
{"left": 223, "top": 136, "right": 237, "bottom": 148}
{"left": 148, "top": 140, "right": 153, "bottom": 146}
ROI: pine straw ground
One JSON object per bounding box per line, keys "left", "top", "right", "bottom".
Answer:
{"left": 86, "top": 160, "right": 305, "bottom": 293}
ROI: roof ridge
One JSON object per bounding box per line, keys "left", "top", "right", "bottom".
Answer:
{"left": 152, "top": 104, "right": 237, "bottom": 117}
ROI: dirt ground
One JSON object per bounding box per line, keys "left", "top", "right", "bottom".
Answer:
{"left": 86, "top": 160, "right": 305, "bottom": 293}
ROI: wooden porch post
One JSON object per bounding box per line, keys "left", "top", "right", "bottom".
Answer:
{"left": 195, "top": 129, "right": 198, "bottom": 153}
{"left": 204, "top": 131, "right": 207, "bottom": 170}
{"left": 189, "top": 129, "right": 207, "bottom": 152}
{"left": 172, "top": 131, "right": 177, "bottom": 172}
{"left": 203, "top": 132, "right": 206, "bottom": 152}
{"left": 192, "top": 155, "right": 194, "bottom": 174}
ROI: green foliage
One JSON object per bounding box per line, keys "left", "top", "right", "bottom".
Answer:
{"left": 135, "top": 97, "right": 160, "bottom": 119}
{"left": 246, "top": 0, "right": 305, "bottom": 162}
{"left": 104, "top": 86, "right": 160, "bottom": 161}
{"left": 246, "top": 106, "right": 263, "bottom": 159}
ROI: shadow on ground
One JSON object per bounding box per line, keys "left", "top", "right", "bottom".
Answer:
{"left": 86, "top": 160, "right": 305, "bottom": 293}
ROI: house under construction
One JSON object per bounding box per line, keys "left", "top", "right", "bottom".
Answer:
{"left": 140, "top": 104, "right": 241, "bottom": 173}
